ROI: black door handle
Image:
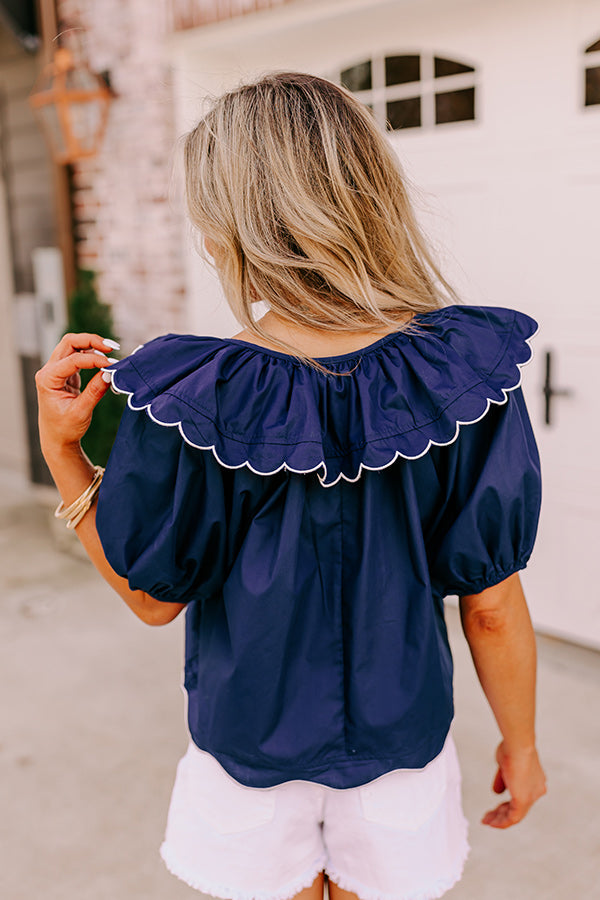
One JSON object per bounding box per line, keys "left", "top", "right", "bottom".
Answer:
{"left": 542, "top": 350, "right": 573, "bottom": 425}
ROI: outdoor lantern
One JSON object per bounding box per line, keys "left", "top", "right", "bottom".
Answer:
{"left": 28, "top": 47, "right": 112, "bottom": 164}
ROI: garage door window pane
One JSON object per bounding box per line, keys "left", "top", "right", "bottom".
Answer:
{"left": 434, "top": 57, "right": 475, "bottom": 78}
{"left": 385, "top": 55, "right": 420, "bottom": 86}
{"left": 387, "top": 97, "right": 421, "bottom": 130}
{"left": 585, "top": 67, "right": 600, "bottom": 106}
{"left": 341, "top": 61, "right": 372, "bottom": 92}
{"left": 435, "top": 87, "right": 475, "bottom": 124}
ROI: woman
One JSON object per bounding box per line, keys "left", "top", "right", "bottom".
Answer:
{"left": 36, "top": 72, "right": 547, "bottom": 900}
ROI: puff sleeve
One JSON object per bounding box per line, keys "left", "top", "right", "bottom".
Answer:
{"left": 428, "top": 386, "right": 542, "bottom": 599}
{"left": 96, "top": 407, "right": 230, "bottom": 604}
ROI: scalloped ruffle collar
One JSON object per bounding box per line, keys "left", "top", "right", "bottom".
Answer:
{"left": 107, "top": 305, "right": 538, "bottom": 487}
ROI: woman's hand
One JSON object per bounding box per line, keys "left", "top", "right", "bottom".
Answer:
{"left": 482, "top": 741, "right": 547, "bottom": 828}
{"left": 34, "top": 332, "right": 185, "bottom": 626}
{"left": 459, "top": 575, "right": 547, "bottom": 830}
{"left": 35, "top": 332, "right": 118, "bottom": 459}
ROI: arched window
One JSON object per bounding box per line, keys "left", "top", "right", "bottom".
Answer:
{"left": 338, "top": 53, "right": 477, "bottom": 132}
{"left": 584, "top": 37, "right": 600, "bottom": 107}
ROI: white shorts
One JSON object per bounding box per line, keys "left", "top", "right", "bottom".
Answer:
{"left": 160, "top": 733, "right": 470, "bottom": 900}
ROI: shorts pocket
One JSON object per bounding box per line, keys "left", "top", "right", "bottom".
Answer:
{"left": 181, "top": 744, "right": 276, "bottom": 835}
{"left": 358, "top": 746, "right": 449, "bottom": 832}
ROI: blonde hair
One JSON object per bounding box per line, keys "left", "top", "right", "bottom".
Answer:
{"left": 182, "top": 71, "right": 461, "bottom": 373}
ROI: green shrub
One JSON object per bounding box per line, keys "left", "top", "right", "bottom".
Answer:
{"left": 66, "top": 269, "right": 126, "bottom": 466}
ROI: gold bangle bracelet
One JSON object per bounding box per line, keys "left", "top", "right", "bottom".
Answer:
{"left": 54, "top": 466, "right": 105, "bottom": 529}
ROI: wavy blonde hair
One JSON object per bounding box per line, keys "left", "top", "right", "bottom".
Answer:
{"left": 182, "top": 71, "right": 461, "bottom": 373}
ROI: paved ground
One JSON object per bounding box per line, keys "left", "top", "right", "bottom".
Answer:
{"left": 1, "top": 471, "right": 599, "bottom": 900}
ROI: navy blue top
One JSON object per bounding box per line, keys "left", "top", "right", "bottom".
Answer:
{"left": 96, "top": 304, "right": 542, "bottom": 789}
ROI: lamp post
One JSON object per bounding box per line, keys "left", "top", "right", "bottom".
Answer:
{"left": 28, "top": 46, "right": 112, "bottom": 164}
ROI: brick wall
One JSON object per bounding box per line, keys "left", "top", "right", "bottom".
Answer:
{"left": 54, "top": 0, "right": 303, "bottom": 347}
{"left": 56, "top": 0, "right": 187, "bottom": 347}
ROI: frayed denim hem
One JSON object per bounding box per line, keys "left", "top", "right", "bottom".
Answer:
{"left": 160, "top": 841, "right": 327, "bottom": 900}
{"left": 325, "top": 835, "right": 471, "bottom": 900}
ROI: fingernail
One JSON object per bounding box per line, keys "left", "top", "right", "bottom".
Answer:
{"left": 103, "top": 338, "right": 121, "bottom": 350}
{"left": 93, "top": 349, "right": 108, "bottom": 357}
{"left": 105, "top": 357, "right": 118, "bottom": 364}
{"left": 101, "top": 371, "right": 113, "bottom": 383}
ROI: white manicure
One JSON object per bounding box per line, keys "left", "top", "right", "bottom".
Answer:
{"left": 102, "top": 338, "right": 121, "bottom": 350}
{"left": 101, "top": 371, "right": 113, "bottom": 383}
{"left": 94, "top": 350, "right": 118, "bottom": 364}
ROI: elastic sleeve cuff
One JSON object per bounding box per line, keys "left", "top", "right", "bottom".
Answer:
{"left": 445, "top": 553, "right": 532, "bottom": 598}
{"left": 132, "top": 579, "right": 200, "bottom": 605}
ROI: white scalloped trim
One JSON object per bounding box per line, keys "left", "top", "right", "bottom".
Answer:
{"left": 160, "top": 842, "right": 327, "bottom": 900}
{"left": 109, "top": 323, "right": 538, "bottom": 488}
